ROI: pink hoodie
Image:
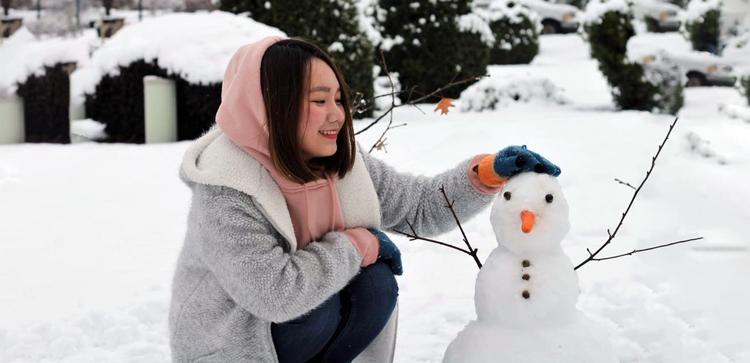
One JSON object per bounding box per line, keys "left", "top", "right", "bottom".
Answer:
{"left": 215, "top": 36, "right": 501, "bottom": 268}
{"left": 215, "top": 36, "right": 379, "bottom": 266}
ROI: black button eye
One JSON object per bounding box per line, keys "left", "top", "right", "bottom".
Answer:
{"left": 545, "top": 194, "right": 554, "bottom": 203}
{"left": 503, "top": 191, "right": 512, "bottom": 201}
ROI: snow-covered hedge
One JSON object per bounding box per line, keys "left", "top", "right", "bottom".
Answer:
{"left": 219, "top": 0, "right": 376, "bottom": 118}
{"left": 374, "top": 0, "right": 492, "bottom": 101}
{"left": 76, "top": 11, "right": 284, "bottom": 143}
{"left": 584, "top": 0, "right": 682, "bottom": 114}
{"left": 0, "top": 27, "right": 88, "bottom": 143}
{"left": 684, "top": 0, "right": 721, "bottom": 54}
{"left": 479, "top": 0, "right": 539, "bottom": 65}
{"left": 458, "top": 74, "right": 568, "bottom": 112}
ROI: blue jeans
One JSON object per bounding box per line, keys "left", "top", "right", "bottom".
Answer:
{"left": 271, "top": 261, "right": 399, "bottom": 363}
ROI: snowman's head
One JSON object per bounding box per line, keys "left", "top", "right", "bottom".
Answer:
{"left": 490, "top": 172, "right": 570, "bottom": 254}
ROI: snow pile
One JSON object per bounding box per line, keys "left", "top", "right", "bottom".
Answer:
{"left": 483, "top": 0, "right": 539, "bottom": 25}
{"left": 0, "top": 27, "right": 89, "bottom": 97}
{"left": 718, "top": 103, "right": 750, "bottom": 122}
{"left": 70, "top": 119, "right": 109, "bottom": 143}
{"left": 684, "top": 0, "right": 721, "bottom": 23}
{"left": 685, "top": 131, "right": 728, "bottom": 164}
{"left": 73, "top": 11, "right": 285, "bottom": 98}
{"left": 459, "top": 74, "right": 568, "bottom": 112}
{"left": 457, "top": 13, "right": 496, "bottom": 46}
{"left": 443, "top": 173, "right": 617, "bottom": 363}
{"left": 583, "top": 0, "right": 631, "bottom": 25}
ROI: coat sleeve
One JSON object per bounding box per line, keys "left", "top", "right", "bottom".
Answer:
{"left": 359, "top": 150, "right": 497, "bottom": 237}
{"left": 192, "top": 183, "right": 362, "bottom": 323}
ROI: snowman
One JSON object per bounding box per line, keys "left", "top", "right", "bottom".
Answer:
{"left": 443, "top": 172, "right": 617, "bottom": 363}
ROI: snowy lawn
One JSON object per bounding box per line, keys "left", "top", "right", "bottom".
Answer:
{"left": 1, "top": 34, "right": 749, "bottom": 363}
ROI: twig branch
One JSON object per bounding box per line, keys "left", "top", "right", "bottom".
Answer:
{"left": 392, "top": 185, "right": 483, "bottom": 269}
{"left": 354, "top": 58, "right": 485, "bottom": 137}
{"left": 574, "top": 117, "right": 702, "bottom": 270}
{"left": 590, "top": 237, "right": 704, "bottom": 262}
{"left": 439, "top": 185, "right": 482, "bottom": 269}
{"left": 614, "top": 178, "right": 636, "bottom": 190}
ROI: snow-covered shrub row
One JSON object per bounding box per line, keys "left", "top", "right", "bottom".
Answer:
{"left": 684, "top": 0, "right": 721, "bottom": 54}
{"left": 458, "top": 74, "right": 568, "bottom": 112}
{"left": 477, "top": 0, "right": 539, "bottom": 65}
{"left": 584, "top": 0, "right": 683, "bottom": 114}
{"left": 373, "top": 0, "right": 492, "bottom": 102}
{"left": 76, "top": 11, "right": 284, "bottom": 143}
{"left": 0, "top": 27, "right": 88, "bottom": 143}
{"left": 218, "top": 0, "right": 376, "bottom": 118}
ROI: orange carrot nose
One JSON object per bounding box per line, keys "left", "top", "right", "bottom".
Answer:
{"left": 520, "top": 210, "right": 536, "bottom": 234}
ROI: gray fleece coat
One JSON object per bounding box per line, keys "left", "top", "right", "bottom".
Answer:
{"left": 169, "top": 126, "right": 495, "bottom": 362}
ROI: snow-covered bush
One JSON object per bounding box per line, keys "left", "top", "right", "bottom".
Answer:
{"left": 78, "top": 11, "right": 284, "bottom": 143}
{"left": 0, "top": 27, "right": 87, "bottom": 143}
{"left": 684, "top": 0, "right": 721, "bottom": 54}
{"left": 742, "top": 76, "right": 750, "bottom": 106}
{"left": 640, "top": 53, "right": 684, "bottom": 114}
{"left": 219, "top": 0, "right": 375, "bottom": 118}
{"left": 479, "top": 0, "right": 539, "bottom": 65}
{"left": 584, "top": 0, "right": 674, "bottom": 113}
{"left": 459, "top": 74, "right": 568, "bottom": 112}
{"left": 374, "top": 0, "right": 492, "bottom": 101}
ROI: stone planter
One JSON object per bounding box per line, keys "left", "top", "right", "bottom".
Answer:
{"left": 143, "top": 76, "right": 177, "bottom": 143}
{"left": 0, "top": 95, "right": 24, "bottom": 144}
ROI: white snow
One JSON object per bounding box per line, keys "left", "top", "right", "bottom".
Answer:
{"left": 583, "top": 0, "right": 631, "bottom": 25}
{"left": 72, "top": 11, "right": 285, "bottom": 98}
{"left": 1, "top": 34, "right": 749, "bottom": 363}
{"left": 459, "top": 74, "right": 569, "bottom": 112}
{"left": 0, "top": 27, "right": 89, "bottom": 97}
{"left": 456, "top": 13, "right": 496, "bottom": 46}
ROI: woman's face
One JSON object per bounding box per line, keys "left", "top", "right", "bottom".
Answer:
{"left": 298, "top": 57, "right": 345, "bottom": 162}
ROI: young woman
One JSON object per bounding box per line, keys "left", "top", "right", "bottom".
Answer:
{"left": 169, "top": 36, "right": 560, "bottom": 363}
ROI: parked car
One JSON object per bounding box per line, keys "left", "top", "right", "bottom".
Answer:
{"left": 629, "top": 33, "right": 737, "bottom": 86}
{"left": 631, "top": 0, "right": 682, "bottom": 32}
{"left": 474, "top": 0, "right": 580, "bottom": 34}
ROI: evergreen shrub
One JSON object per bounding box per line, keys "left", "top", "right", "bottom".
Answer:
{"left": 219, "top": 0, "right": 375, "bottom": 117}
{"left": 374, "top": 0, "right": 492, "bottom": 101}
{"left": 16, "top": 63, "right": 70, "bottom": 143}
{"left": 85, "top": 60, "right": 218, "bottom": 143}
{"left": 585, "top": 8, "right": 682, "bottom": 113}
{"left": 685, "top": 8, "right": 720, "bottom": 53}
{"left": 482, "top": 0, "right": 539, "bottom": 65}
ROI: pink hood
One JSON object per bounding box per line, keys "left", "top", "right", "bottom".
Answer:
{"left": 215, "top": 36, "right": 348, "bottom": 249}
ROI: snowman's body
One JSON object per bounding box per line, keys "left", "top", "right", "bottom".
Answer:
{"left": 443, "top": 172, "right": 617, "bottom": 363}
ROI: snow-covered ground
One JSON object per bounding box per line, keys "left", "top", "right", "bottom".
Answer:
{"left": 1, "top": 34, "right": 749, "bottom": 363}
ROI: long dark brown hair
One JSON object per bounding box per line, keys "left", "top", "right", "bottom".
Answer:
{"left": 260, "top": 38, "right": 356, "bottom": 184}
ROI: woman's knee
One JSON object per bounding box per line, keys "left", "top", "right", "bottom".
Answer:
{"left": 353, "top": 261, "right": 399, "bottom": 302}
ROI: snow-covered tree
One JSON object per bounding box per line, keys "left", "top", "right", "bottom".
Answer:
{"left": 585, "top": 0, "right": 650, "bottom": 110}
{"left": 477, "top": 0, "right": 539, "bottom": 65}
{"left": 684, "top": 0, "right": 721, "bottom": 54}
{"left": 374, "top": 0, "right": 492, "bottom": 101}
{"left": 219, "top": 0, "right": 375, "bottom": 117}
